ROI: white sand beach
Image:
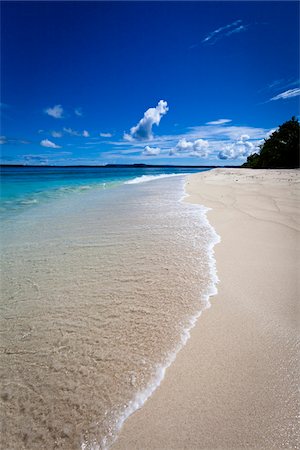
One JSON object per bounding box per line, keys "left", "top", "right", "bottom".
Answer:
{"left": 113, "top": 168, "right": 299, "bottom": 449}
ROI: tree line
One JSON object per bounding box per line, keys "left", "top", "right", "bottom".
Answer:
{"left": 242, "top": 117, "right": 299, "bottom": 169}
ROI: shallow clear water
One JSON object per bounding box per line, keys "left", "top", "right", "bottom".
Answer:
{"left": 0, "top": 166, "right": 205, "bottom": 216}
{"left": 0, "top": 169, "right": 219, "bottom": 450}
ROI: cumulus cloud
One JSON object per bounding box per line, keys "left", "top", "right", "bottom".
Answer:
{"left": 100, "top": 132, "right": 112, "bottom": 138}
{"left": 202, "top": 20, "right": 246, "bottom": 44}
{"left": 82, "top": 130, "right": 90, "bottom": 137}
{"left": 124, "top": 100, "right": 169, "bottom": 141}
{"left": 44, "top": 104, "right": 64, "bottom": 119}
{"left": 40, "top": 139, "right": 61, "bottom": 149}
{"left": 270, "top": 88, "right": 300, "bottom": 101}
{"left": 265, "top": 128, "right": 277, "bottom": 138}
{"left": 143, "top": 146, "right": 160, "bottom": 156}
{"left": 110, "top": 118, "right": 272, "bottom": 163}
{"left": 206, "top": 119, "right": 232, "bottom": 125}
{"left": 170, "top": 138, "right": 209, "bottom": 157}
{"left": 218, "top": 134, "right": 259, "bottom": 160}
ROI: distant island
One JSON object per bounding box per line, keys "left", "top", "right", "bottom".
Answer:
{"left": 0, "top": 164, "right": 240, "bottom": 169}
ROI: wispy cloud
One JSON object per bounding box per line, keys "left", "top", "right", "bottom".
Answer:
{"left": 202, "top": 20, "right": 246, "bottom": 45}
{"left": 22, "top": 151, "right": 72, "bottom": 165}
{"left": 260, "top": 78, "right": 300, "bottom": 98}
{"left": 63, "top": 127, "right": 80, "bottom": 136}
{"left": 206, "top": 119, "right": 232, "bottom": 125}
{"left": 100, "top": 132, "right": 113, "bottom": 138}
{"left": 185, "top": 124, "right": 268, "bottom": 143}
{"left": 264, "top": 78, "right": 299, "bottom": 92}
{"left": 124, "top": 100, "right": 169, "bottom": 141}
{"left": 225, "top": 25, "right": 245, "bottom": 37}
{"left": 0, "top": 136, "right": 30, "bottom": 145}
{"left": 44, "top": 104, "right": 64, "bottom": 119}
{"left": 74, "top": 107, "right": 83, "bottom": 117}
{"left": 63, "top": 127, "right": 90, "bottom": 137}
{"left": 268, "top": 79, "right": 283, "bottom": 90}
{"left": 40, "top": 139, "right": 61, "bottom": 149}
{"left": 51, "top": 131, "right": 63, "bottom": 138}
{"left": 143, "top": 146, "right": 160, "bottom": 156}
{"left": 270, "top": 88, "right": 300, "bottom": 101}
{"left": 24, "top": 155, "right": 49, "bottom": 165}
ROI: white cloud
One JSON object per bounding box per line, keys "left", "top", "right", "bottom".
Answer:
{"left": 40, "top": 139, "right": 61, "bottom": 149}
{"left": 124, "top": 100, "right": 169, "bottom": 141}
{"left": 0, "top": 136, "right": 30, "bottom": 145}
{"left": 63, "top": 127, "right": 89, "bottom": 137}
{"left": 100, "top": 132, "right": 113, "bottom": 138}
{"left": 263, "top": 78, "right": 299, "bottom": 93}
{"left": 63, "top": 127, "right": 80, "bottom": 136}
{"left": 44, "top": 104, "right": 64, "bottom": 119}
{"left": 74, "top": 107, "right": 83, "bottom": 117}
{"left": 24, "top": 155, "right": 49, "bottom": 165}
{"left": 265, "top": 128, "right": 277, "bottom": 138}
{"left": 268, "top": 79, "right": 283, "bottom": 89}
{"left": 226, "top": 25, "right": 246, "bottom": 37}
{"left": 206, "top": 119, "right": 232, "bottom": 125}
{"left": 143, "top": 146, "right": 161, "bottom": 156}
{"left": 109, "top": 119, "right": 273, "bottom": 163}
{"left": 202, "top": 20, "right": 245, "bottom": 44}
{"left": 170, "top": 138, "right": 209, "bottom": 158}
{"left": 51, "top": 131, "right": 63, "bottom": 138}
{"left": 187, "top": 124, "right": 268, "bottom": 141}
{"left": 270, "top": 88, "right": 300, "bottom": 101}
{"left": 218, "top": 134, "right": 259, "bottom": 160}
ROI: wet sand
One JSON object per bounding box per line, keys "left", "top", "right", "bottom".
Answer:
{"left": 113, "top": 168, "right": 299, "bottom": 449}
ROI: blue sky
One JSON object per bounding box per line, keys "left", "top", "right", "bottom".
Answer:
{"left": 1, "top": 1, "right": 299, "bottom": 166}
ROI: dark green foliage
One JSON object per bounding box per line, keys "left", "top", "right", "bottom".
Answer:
{"left": 242, "top": 117, "right": 300, "bottom": 168}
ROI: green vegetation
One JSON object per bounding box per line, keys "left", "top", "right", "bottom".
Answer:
{"left": 242, "top": 117, "right": 300, "bottom": 168}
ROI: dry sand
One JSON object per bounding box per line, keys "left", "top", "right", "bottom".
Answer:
{"left": 112, "top": 168, "right": 299, "bottom": 450}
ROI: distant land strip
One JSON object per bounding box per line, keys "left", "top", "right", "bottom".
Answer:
{"left": 0, "top": 164, "right": 240, "bottom": 169}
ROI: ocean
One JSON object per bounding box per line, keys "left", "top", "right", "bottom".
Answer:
{"left": 0, "top": 166, "right": 219, "bottom": 449}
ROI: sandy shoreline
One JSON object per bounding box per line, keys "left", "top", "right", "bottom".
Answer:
{"left": 112, "top": 168, "right": 299, "bottom": 449}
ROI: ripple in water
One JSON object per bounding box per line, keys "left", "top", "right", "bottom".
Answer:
{"left": 0, "top": 176, "right": 219, "bottom": 449}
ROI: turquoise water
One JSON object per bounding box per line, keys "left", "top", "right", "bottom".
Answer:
{"left": 1, "top": 166, "right": 219, "bottom": 449}
{"left": 0, "top": 166, "right": 208, "bottom": 215}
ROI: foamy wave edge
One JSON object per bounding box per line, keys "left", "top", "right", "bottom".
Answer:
{"left": 124, "top": 173, "right": 188, "bottom": 184}
{"left": 82, "top": 174, "right": 221, "bottom": 450}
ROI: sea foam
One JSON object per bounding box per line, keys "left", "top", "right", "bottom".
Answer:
{"left": 2, "top": 172, "right": 220, "bottom": 450}
{"left": 82, "top": 175, "right": 220, "bottom": 450}
{"left": 124, "top": 173, "right": 188, "bottom": 184}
